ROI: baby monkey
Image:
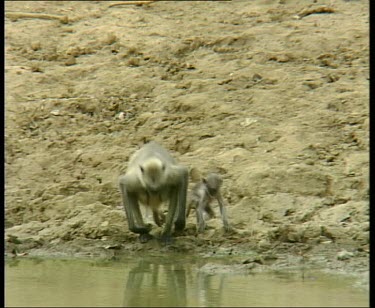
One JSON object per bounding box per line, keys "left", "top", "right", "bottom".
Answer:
{"left": 187, "top": 173, "right": 231, "bottom": 233}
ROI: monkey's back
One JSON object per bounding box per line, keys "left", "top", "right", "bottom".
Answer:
{"left": 129, "top": 141, "right": 176, "bottom": 167}
{"left": 191, "top": 182, "right": 212, "bottom": 203}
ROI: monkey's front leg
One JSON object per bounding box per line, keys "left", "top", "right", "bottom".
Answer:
{"left": 160, "top": 189, "right": 179, "bottom": 244}
{"left": 131, "top": 200, "right": 154, "bottom": 243}
{"left": 120, "top": 187, "right": 153, "bottom": 242}
{"left": 174, "top": 167, "right": 188, "bottom": 231}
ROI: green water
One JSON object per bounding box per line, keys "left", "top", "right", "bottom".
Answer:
{"left": 5, "top": 256, "right": 369, "bottom": 307}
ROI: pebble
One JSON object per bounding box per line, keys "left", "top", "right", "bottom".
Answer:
{"left": 337, "top": 250, "right": 354, "bottom": 260}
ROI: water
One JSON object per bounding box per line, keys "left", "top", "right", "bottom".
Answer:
{"left": 5, "top": 256, "right": 369, "bottom": 307}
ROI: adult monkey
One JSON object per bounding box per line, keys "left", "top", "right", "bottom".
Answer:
{"left": 119, "top": 141, "right": 188, "bottom": 243}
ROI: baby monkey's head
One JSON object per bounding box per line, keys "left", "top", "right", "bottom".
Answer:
{"left": 203, "top": 173, "right": 223, "bottom": 196}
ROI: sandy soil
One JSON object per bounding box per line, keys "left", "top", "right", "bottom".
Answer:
{"left": 5, "top": 0, "right": 369, "bottom": 278}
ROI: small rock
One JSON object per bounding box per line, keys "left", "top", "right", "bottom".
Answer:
{"left": 104, "top": 244, "right": 122, "bottom": 250}
{"left": 104, "top": 33, "right": 117, "bottom": 45}
{"left": 50, "top": 110, "right": 61, "bottom": 116}
{"left": 361, "top": 221, "right": 369, "bottom": 231}
{"left": 240, "top": 118, "right": 258, "bottom": 127}
{"left": 303, "top": 80, "right": 323, "bottom": 90}
{"left": 185, "top": 63, "right": 195, "bottom": 69}
{"left": 65, "top": 56, "right": 76, "bottom": 66}
{"left": 252, "top": 73, "right": 263, "bottom": 81}
{"left": 242, "top": 255, "right": 264, "bottom": 265}
{"left": 130, "top": 93, "right": 138, "bottom": 99}
{"left": 7, "top": 235, "right": 22, "bottom": 244}
{"left": 30, "top": 41, "right": 41, "bottom": 51}
{"left": 100, "top": 221, "right": 109, "bottom": 227}
{"left": 337, "top": 250, "right": 354, "bottom": 260}
{"left": 118, "top": 112, "right": 125, "bottom": 120}
{"left": 258, "top": 239, "right": 271, "bottom": 250}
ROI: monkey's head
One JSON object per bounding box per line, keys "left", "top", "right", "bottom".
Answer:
{"left": 139, "top": 158, "right": 167, "bottom": 193}
{"left": 203, "top": 173, "right": 222, "bottom": 196}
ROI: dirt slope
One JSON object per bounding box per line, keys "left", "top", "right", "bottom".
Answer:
{"left": 5, "top": 0, "right": 369, "bottom": 275}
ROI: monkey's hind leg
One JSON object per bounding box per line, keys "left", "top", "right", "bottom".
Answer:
{"left": 152, "top": 209, "right": 165, "bottom": 227}
{"left": 159, "top": 189, "right": 179, "bottom": 244}
{"left": 205, "top": 204, "right": 216, "bottom": 219}
{"left": 216, "top": 193, "right": 232, "bottom": 233}
{"left": 186, "top": 200, "right": 193, "bottom": 218}
{"left": 196, "top": 202, "right": 206, "bottom": 233}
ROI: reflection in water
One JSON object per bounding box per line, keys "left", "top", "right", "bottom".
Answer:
{"left": 5, "top": 257, "right": 369, "bottom": 307}
{"left": 196, "top": 271, "right": 225, "bottom": 307}
{"left": 123, "top": 258, "right": 232, "bottom": 307}
{"left": 123, "top": 258, "right": 188, "bottom": 307}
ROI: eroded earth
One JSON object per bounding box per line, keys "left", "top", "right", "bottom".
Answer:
{"left": 5, "top": 0, "right": 369, "bottom": 286}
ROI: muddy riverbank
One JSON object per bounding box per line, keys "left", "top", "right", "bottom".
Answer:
{"left": 5, "top": 0, "right": 369, "bottom": 282}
